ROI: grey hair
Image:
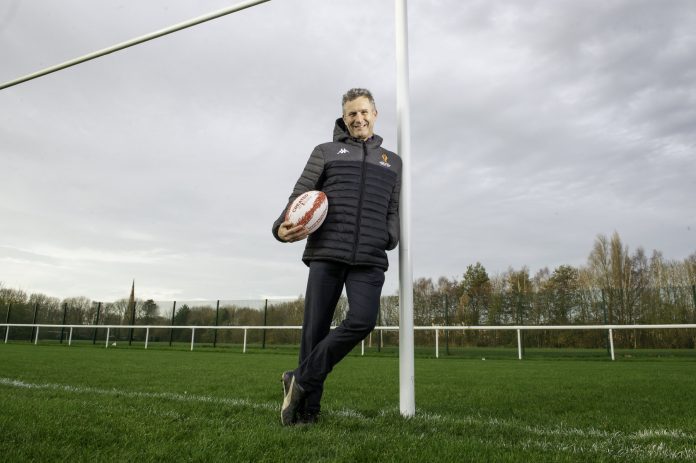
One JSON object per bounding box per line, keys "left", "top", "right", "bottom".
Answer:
{"left": 341, "top": 88, "right": 376, "bottom": 111}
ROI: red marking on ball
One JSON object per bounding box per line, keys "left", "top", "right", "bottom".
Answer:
{"left": 285, "top": 190, "right": 328, "bottom": 234}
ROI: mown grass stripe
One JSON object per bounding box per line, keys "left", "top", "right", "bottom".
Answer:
{"left": 3, "top": 376, "right": 694, "bottom": 461}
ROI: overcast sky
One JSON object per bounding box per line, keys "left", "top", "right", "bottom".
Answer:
{"left": 1, "top": 0, "right": 694, "bottom": 302}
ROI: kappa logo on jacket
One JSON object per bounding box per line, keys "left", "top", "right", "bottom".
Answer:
{"left": 337, "top": 148, "right": 350, "bottom": 155}
{"left": 379, "top": 152, "right": 391, "bottom": 168}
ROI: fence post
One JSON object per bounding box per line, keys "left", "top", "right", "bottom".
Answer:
{"left": 3, "top": 303, "right": 11, "bottom": 343}
{"left": 517, "top": 329, "right": 523, "bottom": 360}
{"left": 361, "top": 339, "right": 365, "bottom": 356}
{"left": 30, "top": 303, "right": 39, "bottom": 342}
{"left": 169, "top": 301, "right": 176, "bottom": 347}
{"left": 601, "top": 289, "right": 611, "bottom": 357}
{"left": 34, "top": 326, "right": 40, "bottom": 345}
{"left": 435, "top": 328, "right": 439, "bottom": 359}
{"left": 128, "top": 298, "right": 136, "bottom": 346}
{"left": 60, "top": 303, "right": 68, "bottom": 344}
{"left": 213, "top": 300, "right": 220, "bottom": 348}
{"left": 692, "top": 285, "right": 696, "bottom": 348}
{"left": 105, "top": 327, "right": 110, "bottom": 348}
{"left": 262, "top": 299, "right": 268, "bottom": 349}
{"left": 444, "top": 295, "right": 450, "bottom": 355}
{"left": 190, "top": 327, "right": 196, "bottom": 351}
{"left": 377, "top": 309, "right": 382, "bottom": 353}
{"left": 145, "top": 327, "right": 150, "bottom": 349}
{"left": 243, "top": 328, "right": 247, "bottom": 353}
{"left": 68, "top": 327, "right": 73, "bottom": 346}
{"left": 608, "top": 328, "right": 615, "bottom": 361}
{"left": 92, "top": 302, "right": 101, "bottom": 345}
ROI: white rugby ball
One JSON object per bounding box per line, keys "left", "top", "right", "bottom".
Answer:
{"left": 285, "top": 190, "right": 328, "bottom": 234}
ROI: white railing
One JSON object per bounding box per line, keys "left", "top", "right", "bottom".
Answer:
{"left": 2, "top": 323, "right": 695, "bottom": 361}
{"left": 416, "top": 324, "right": 696, "bottom": 361}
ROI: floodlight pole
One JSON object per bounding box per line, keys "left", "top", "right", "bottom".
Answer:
{"left": 395, "top": 0, "right": 415, "bottom": 418}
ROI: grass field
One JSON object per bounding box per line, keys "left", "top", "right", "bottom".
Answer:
{"left": 1, "top": 343, "right": 695, "bottom": 462}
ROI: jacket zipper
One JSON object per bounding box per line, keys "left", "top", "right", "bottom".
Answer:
{"left": 351, "top": 142, "right": 368, "bottom": 263}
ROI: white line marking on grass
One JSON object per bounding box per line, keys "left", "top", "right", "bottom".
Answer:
{"left": 382, "top": 409, "right": 696, "bottom": 461}
{"left": 0, "top": 377, "right": 277, "bottom": 412}
{"left": 2, "top": 377, "right": 694, "bottom": 460}
{"left": 0, "top": 376, "right": 369, "bottom": 419}
{"left": 407, "top": 410, "right": 695, "bottom": 443}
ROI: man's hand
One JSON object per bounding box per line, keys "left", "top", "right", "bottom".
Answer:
{"left": 278, "top": 220, "right": 309, "bottom": 243}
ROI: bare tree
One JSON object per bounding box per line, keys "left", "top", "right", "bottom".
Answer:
{"left": 0, "top": 283, "right": 28, "bottom": 305}
{"left": 62, "top": 296, "right": 93, "bottom": 324}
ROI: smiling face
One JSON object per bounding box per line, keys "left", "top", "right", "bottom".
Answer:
{"left": 342, "top": 96, "right": 378, "bottom": 141}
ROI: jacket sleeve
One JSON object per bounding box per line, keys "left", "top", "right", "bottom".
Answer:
{"left": 272, "top": 145, "right": 326, "bottom": 242}
{"left": 386, "top": 167, "right": 401, "bottom": 250}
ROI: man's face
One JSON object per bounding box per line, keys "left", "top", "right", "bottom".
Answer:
{"left": 342, "top": 96, "right": 378, "bottom": 141}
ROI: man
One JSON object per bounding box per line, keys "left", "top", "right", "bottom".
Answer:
{"left": 272, "top": 88, "right": 401, "bottom": 425}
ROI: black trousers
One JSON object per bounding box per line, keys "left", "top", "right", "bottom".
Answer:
{"left": 294, "top": 260, "right": 385, "bottom": 414}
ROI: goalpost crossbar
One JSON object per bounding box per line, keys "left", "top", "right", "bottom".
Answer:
{"left": 0, "top": 0, "right": 271, "bottom": 90}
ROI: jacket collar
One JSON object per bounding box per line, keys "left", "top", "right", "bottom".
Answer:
{"left": 333, "top": 118, "right": 383, "bottom": 148}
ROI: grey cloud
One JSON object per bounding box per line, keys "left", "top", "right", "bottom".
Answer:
{"left": 1, "top": 0, "right": 694, "bottom": 300}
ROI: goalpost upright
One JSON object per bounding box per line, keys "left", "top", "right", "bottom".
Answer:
{"left": 395, "top": 0, "right": 416, "bottom": 418}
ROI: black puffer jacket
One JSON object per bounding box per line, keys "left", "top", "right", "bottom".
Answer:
{"left": 272, "top": 118, "right": 402, "bottom": 270}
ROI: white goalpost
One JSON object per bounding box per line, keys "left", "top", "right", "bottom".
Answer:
{"left": 395, "top": 0, "right": 416, "bottom": 418}
{"left": 1, "top": 0, "right": 418, "bottom": 417}
{"left": 0, "top": 0, "right": 272, "bottom": 90}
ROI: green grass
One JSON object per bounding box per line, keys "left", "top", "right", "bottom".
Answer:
{"left": 1, "top": 343, "right": 695, "bottom": 462}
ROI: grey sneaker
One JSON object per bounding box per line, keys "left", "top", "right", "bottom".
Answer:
{"left": 281, "top": 370, "right": 294, "bottom": 398}
{"left": 280, "top": 373, "right": 306, "bottom": 426}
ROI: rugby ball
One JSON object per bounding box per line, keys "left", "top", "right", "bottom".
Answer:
{"left": 285, "top": 190, "right": 328, "bottom": 234}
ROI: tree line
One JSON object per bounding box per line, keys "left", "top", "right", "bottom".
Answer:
{"left": 2, "top": 232, "right": 695, "bottom": 349}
